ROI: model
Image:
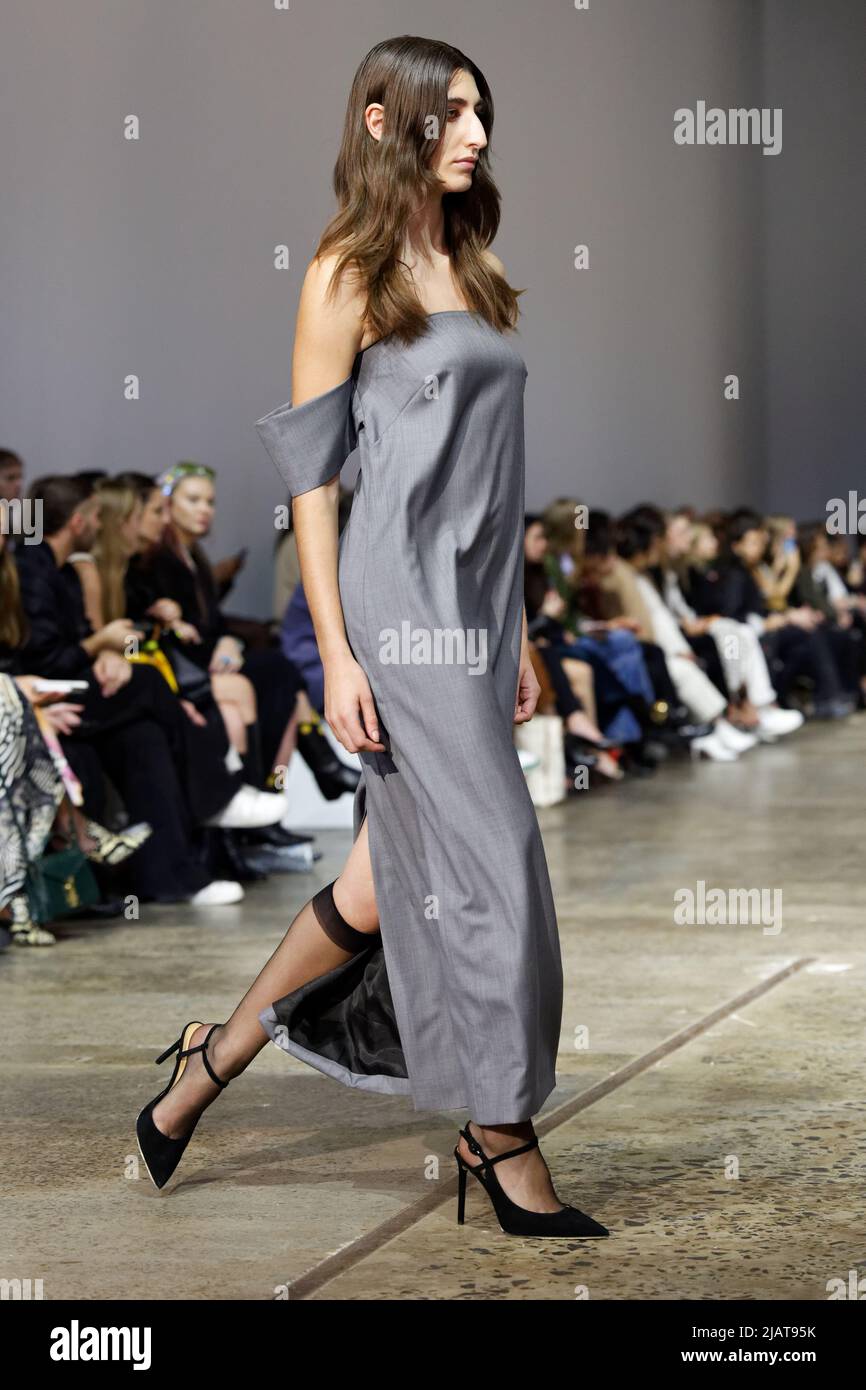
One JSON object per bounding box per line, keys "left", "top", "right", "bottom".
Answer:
{"left": 136, "top": 35, "right": 608, "bottom": 1239}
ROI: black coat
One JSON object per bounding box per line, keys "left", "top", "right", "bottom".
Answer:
{"left": 711, "top": 559, "right": 768, "bottom": 623}
{"left": 14, "top": 542, "right": 93, "bottom": 677}
{"left": 126, "top": 544, "right": 227, "bottom": 667}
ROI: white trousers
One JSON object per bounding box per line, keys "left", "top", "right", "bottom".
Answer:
{"left": 667, "top": 653, "right": 727, "bottom": 723}
{"left": 707, "top": 618, "right": 776, "bottom": 707}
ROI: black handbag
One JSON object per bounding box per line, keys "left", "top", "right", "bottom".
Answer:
{"left": 159, "top": 634, "right": 214, "bottom": 707}
{"left": 135, "top": 621, "right": 214, "bottom": 708}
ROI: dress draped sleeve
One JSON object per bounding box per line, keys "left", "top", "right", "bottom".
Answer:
{"left": 254, "top": 374, "right": 357, "bottom": 499}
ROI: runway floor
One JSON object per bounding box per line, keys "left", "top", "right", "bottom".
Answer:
{"left": 3, "top": 715, "right": 864, "bottom": 1301}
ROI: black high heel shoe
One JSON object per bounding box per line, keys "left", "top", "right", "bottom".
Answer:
{"left": 454, "top": 1123, "right": 609, "bottom": 1238}
{"left": 135, "top": 1021, "right": 230, "bottom": 1191}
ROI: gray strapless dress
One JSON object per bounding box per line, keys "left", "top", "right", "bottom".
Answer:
{"left": 254, "top": 310, "right": 563, "bottom": 1124}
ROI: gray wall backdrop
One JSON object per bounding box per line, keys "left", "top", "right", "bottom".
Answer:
{"left": 1, "top": 0, "right": 862, "bottom": 617}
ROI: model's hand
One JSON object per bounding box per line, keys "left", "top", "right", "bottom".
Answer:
{"left": 324, "top": 650, "right": 386, "bottom": 754}
{"left": 514, "top": 654, "right": 540, "bottom": 724}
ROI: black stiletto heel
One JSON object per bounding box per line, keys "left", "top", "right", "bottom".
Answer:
{"left": 135, "top": 1021, "right": 230, "bottom": 1191}
{"left": 457, "top": 1158, "right": 468, "bottom": 1224}
{"left": 453, "top": 1124, "right": 609, "bottom": 1238}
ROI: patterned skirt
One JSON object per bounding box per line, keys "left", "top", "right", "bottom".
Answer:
{"left": 0, "top": 675, "right": 64, "bottom": 909}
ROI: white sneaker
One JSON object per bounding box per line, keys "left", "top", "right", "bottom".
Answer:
{"left": 206, "top": 784, "right": 285, "bottom": 829}
{"left": 691, "top": 730, "right": 738, "bottom": 762}
{"left": 716, "top": 719, "right": 759, "bottom": 754}
{"left": 757, "top": 706, "right": 805, "bottom": 737}
{"left": 190, "top": 880, "right": 245, "bottom": 906}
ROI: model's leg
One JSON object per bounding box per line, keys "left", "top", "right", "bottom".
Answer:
{"left": 151, "top": 816, "right": 379, "bottom": 1139}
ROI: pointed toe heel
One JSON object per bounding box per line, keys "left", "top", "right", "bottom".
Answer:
{"left": 135, "top": 1020, "right": 231, "bottom": 1191}
{"left": 453, "top": 1125, "right": 609, "bottom": 1238}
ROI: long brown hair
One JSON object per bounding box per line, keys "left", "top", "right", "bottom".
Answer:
{"left": 542, "top": 498, "right": 588, "bottom": 569}
{"left": 0, "top": 542, "right": 26, "bottom": 648}
{"left": 317, "top": 36, "right": 524, "bottom": 345}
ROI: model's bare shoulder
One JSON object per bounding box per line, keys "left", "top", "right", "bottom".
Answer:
{"left": 292, "top": 252, "right": 367, "bottom": 405}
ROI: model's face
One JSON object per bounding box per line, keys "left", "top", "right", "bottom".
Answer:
{"left": 139, "top": 488, "right": 168, "bottom": 546}
{"left": 431, "top": 69, "right": 488, "bottom": 191}
{"left": 171, "top": 478, "right": 215, "bottom": 538}
{"left": 665, "top": 514, "right": 692, "bottom": 559}
{"left": 366, "top": 68, "right": 488, "bottom": 191}
{"left": 524, "top": 521, "right": 547, "bottom": 563}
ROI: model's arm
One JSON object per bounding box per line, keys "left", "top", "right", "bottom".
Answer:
{"left": 290, "top": 254, "right": 385, "bottom": 755}
{"left": 486, "top": 246, "right": 541, "bottom": 724}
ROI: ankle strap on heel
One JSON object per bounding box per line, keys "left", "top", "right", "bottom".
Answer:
{"left": 179, "top": 1023, "right": 230, "bottom": 1089}
{"left": 460, "top": 1125, "right": 539, "bottom": 1172}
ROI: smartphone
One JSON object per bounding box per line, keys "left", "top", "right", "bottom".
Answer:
{"left": 33, "top": 679, "right": 90, "bottom": 694}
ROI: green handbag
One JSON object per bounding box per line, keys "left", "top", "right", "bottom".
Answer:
{"left": 25, "top": 845, "right": 100, "bottom": 924}
{"left": 3, "top": 703, "right": 102, "bottom": 927}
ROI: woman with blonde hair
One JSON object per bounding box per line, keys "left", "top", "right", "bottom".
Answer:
{"left": 92, "top": 479, "right": 142, "bottom": 624}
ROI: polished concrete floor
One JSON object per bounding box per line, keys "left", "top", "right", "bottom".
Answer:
{"left": 2, "top": 715, "right": 864, "bottom": 1301}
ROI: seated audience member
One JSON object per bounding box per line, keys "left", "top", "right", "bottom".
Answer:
{"left": 662, "top": 508, "right": 804, "bottom": 738}
{"left": 794, "top": 522, "right": 864, "bottom": 705}
{"left": 616, "top": 514, "right": 758, "bottom": 762}
{"left": 126, "top": 463, "right": 358, "bottom": 800}
{"left": 541, "top": 498, "right": 657, "bottom": 749}
{"left": 714, "top": 512, "right": 855, "bottom": 719}
{"left": 579, "top": 510, "right": 707, "bottom": 744}
{"left": 0, "top": 672, "right": 152, "bottom": 947}
{"left": 14, "top": 475, "right": 285, "bottom": 906}
{"left": 757, "top": 514, "right": 801, "bottom": 611}
{"left": 523, "top": 514, "right": 623, "bottom": 781}
{"left": 0, "top": 447, "right": 24, "bottom": 504}
{"left": 100, "top": 474, "right": 262, "bottom": 778}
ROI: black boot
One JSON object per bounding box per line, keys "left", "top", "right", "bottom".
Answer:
{"left": 240, "top": 721, "right": 265, "bottom": 788}
{"left": 296, "top": 716, "right": 360, "bottom": 800}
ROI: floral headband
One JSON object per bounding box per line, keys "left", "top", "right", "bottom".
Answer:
{"left": 157, "top": 461, "right": 216, "bottom": 496}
